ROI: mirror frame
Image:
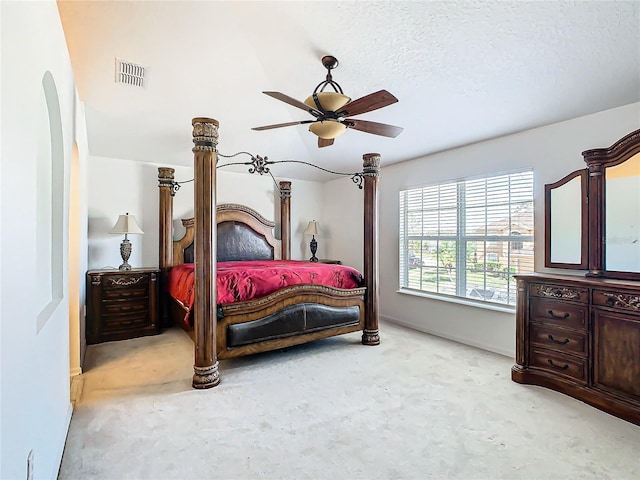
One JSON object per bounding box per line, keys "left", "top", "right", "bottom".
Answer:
{"left": 544, "top": 169, "right": 589, "bottom": 269}
{"left": 583, "top": 128, "right": 640, "bottom": 280}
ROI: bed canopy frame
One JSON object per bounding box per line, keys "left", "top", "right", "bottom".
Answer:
{"left": 158, "top": 117, "right": 380, "bottom": 389}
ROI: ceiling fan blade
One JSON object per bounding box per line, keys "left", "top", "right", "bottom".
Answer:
{"left": 263, "top": 91, "right": 322, "bottom": 117}
{"left": 318, "top": 137, "right": 334, "bottom": 148}
{"left": 345, "top": 119, "right": 404, "bottom": 138}
{"left": 252, "top": 120, "right": 314, "bottom": 131}
{"left": 336, "top": 90, "right": 398, "bottom": 117}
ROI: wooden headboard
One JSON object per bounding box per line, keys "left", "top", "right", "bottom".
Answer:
{"left": 172, "top": 204, "right": 283, "bottom": 266}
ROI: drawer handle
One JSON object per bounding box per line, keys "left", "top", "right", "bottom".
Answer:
{"left": 547, "top": 310, "right": 569, "bottom": 320}
{"left": 547, "top": 359, "right": 569, "bottom": 370}
{"left": 547, "top": 334, "right": 570, "bottom": 345}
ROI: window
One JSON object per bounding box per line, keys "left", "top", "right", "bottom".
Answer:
{"left": 399, "top": 169, "right": 534, "bottom": 307}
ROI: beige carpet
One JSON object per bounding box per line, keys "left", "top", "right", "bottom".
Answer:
{"left": 59, "top": 322, "right": 640, "bottom": 479}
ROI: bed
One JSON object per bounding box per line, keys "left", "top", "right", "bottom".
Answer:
{"left": 158, "top": 117, "right": 380, "bottom": 388}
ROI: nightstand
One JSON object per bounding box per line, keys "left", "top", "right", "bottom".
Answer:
{"left": 86, "top": 268, "right": 160, "bottom": 344}
{"left": 319, "top": 259, "right": 342, "bottom": 264}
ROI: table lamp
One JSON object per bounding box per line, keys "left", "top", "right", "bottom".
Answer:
{"left": 110, "top": 213, "right": 144, "bottom": 270}
{"left": 304, "top": 220, "right": 320, "bottom": 262}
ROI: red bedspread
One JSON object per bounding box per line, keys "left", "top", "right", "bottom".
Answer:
{"left": 167, "top": 260, "right": 363, "bottom": 324}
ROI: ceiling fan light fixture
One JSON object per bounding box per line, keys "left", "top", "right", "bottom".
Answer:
{"left": 309, "top": 120, "right": 347, "bottom": 139}
{"left": 304, "top": 92, "right": 351, "bottom": 112}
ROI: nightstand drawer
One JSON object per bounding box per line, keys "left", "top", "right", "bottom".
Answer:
{"left": 102, "top": 274, "right": 149, "bottom": 289}
{"left": 529, "top": 323, "right": 588, "bottom": 357}
{"left": 530, "top": 298, "right": 588, "bottom": 330}
{"left": 102, "top": 313, "right": 151, "bottom": 332}
{"left": 102, "top": 286, "right": 148, "bottom": 301}
{"left": 102, "top": 297, "right": 149, "bottom": 315}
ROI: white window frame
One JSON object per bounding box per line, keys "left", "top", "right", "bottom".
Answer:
{"left": 399, "top": 169, "right": 534, "bottom": 308}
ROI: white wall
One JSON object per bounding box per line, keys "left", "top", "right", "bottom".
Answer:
{"left": 323, "top": 103, "right": 640, "bottom": 357}
{"left": 86, "top": 158, "right": 325, "bottom": 270}
{"left": 1, "top": 1, "right": 80, "bottom": 478}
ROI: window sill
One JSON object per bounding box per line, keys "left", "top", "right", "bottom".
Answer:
{"left": 396, "top": 288, "right": 515, "bottom": 314}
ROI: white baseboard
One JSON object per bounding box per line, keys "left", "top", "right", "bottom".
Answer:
{"left": 381, "top": 314, "right": 514, "bottom": 358}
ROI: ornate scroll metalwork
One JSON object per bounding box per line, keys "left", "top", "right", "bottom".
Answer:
{"left": 107, "top": 276, "right": 145, "bottom": 287}
{"left": 216, "top": 151, "right": 366, "bottom": 190}
{"left": 170, "top": 150, "right": 366, "bottom": 194}
{"left": 601, "top": 292, "right": 640, "bottom": 311}
{"left": 534, "top": 284, "right": 583, "bottom": 300}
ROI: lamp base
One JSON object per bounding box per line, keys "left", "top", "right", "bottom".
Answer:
{"left": 119, "top": 237, "right": 132, "bottom": 271}
{"left": 309, "top": 236, "right": 318, "bottom": 262}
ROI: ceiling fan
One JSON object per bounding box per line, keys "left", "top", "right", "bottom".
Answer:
{"left": 252, "top": 55, "right": 403, "bottom": 148}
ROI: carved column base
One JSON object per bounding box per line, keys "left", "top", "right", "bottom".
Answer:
{"left": 192, "top": 362, "right": 220, "bottom": 389}
{"left": 362, "top": 329, "right": 380, "bottom": 345}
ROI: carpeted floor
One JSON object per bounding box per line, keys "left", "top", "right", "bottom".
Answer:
{"left": 59, "top": 322, "right": 640, "bottom": 479}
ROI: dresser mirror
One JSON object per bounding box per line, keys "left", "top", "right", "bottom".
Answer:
{"left": 544, "top": 169, "right": 588, "bottom": 269}
{"left": 545, "top": 128, "right": 640, "bottom": 279}
{"left": 604, "top": 151, "right": 640, "bottom": 274}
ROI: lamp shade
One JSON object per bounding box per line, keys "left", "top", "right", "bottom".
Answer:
{"left": 308, "top": 120, "right": 347, "bottom": 140}
{"left": 304, "top": 220, "right": 320, "bottom": 236}
{"left": 110, "top": 213, "right": 144, "bottom": 235}
{"left": 304, "top": 92, "right": 351, "bottom": 112}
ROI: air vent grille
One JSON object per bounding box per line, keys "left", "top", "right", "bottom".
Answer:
{"left": 115, "top": 58, "right": 146, "bottom": 87}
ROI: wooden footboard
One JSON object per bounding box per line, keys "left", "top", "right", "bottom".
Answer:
{"left": 217, "top": 285, "right": 366, "bottom": 359}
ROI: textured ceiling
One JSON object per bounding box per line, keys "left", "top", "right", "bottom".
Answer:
{"left": 58, "top": 0, "right": 640, "bottom": 181}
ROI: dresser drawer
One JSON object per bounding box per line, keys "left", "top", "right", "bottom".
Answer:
{"left": 529, "top": 282, "right": 589, "bottom": 304}
{"left": 593, "top": 289, "right": 640, "bottom": 314}
{"left": 529, "top": 348, "right": 587, "bottom": 383}
{"left": 102, "top": 313, "right": 151, "bottom": 332}
{"left": 529, "top": 323, "right": 587, "bottom": 357}
{"left": 530, "top": 298, "right": 588, "bottom": 330}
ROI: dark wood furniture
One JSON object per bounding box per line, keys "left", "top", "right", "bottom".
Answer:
{"left": 513, "top": 273, "right": 640, "bottom": 425}
{"left": 319, "top": 259, "right": 342, "bottom": 264}
{"left": 157, "top": 117, "right": 380, "bottom": 389}
{"left": 514, "top": 129, "right": 640, "bottom": 425}
{"left": 86, "top": 268, "right": 160, "bottom": 344}
{"left": 544, "top": 128, "right": 640, "bottom": 278}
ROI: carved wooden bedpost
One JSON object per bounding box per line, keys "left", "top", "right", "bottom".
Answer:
{"left": 192, "top": 117, "right": 220, "bottom": 389}
{"left": 279, "top": 181, "right": 292, "bottom": 260}
{"left": 362, "top": 153, "right": 380, "bottom": 345}
{"left": 158, "top": 167, "right": 175, "bottom": 327}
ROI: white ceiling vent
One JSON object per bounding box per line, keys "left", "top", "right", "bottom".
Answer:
{"left": 115, "top": 58, "right": 146, "bottom": 87}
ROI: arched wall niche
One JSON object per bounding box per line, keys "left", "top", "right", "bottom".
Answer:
{"left": 36, "top": 70, "right": 65, "bottom": 332}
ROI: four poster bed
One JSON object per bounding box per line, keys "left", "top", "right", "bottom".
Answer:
{"left": 158, "top": 117, "right": 380, "bottom": 389}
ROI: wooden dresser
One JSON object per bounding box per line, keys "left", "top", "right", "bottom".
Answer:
{"left": 86, "top": 268, "right": 160, "bottom": 344}
{"left": 512, "top": 273, "right": 640, "bottom": 425}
